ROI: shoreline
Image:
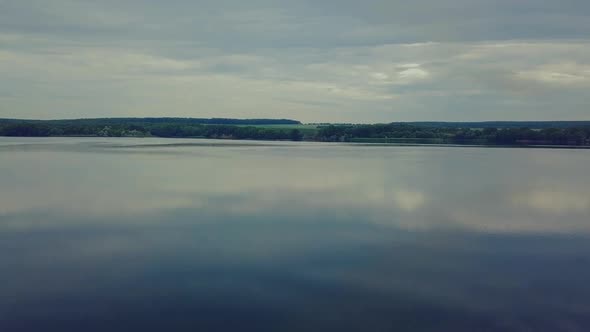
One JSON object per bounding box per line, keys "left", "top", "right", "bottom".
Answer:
{"left": 2, "top": 135, "right": 590, "bottom": 150}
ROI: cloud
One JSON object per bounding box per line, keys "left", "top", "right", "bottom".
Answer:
{"left": 0, "top": 1, "right": 589, "bottom": 121}
{"left": 398, "top": 67, "right": 430, "bottom": 83}
{"left": 516, "top": 62, "right": 590, "bottom": 86}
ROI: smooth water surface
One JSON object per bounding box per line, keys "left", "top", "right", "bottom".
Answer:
{"left": 1, "top": 137, "right": 590, "bottom": 331}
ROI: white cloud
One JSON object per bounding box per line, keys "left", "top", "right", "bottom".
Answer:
{"left": 516, "top": 62, "right": 590, "bottom": 85}
{"left": 370, "top": 72, "right": 389, "bottom": 80}
{"left": 398, "top": 63, "right": 422, "bottom": 68}
{"left": 398, "top": 67, "right": 430, "bottom": 82}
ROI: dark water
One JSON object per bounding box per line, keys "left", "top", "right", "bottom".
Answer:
{"left": 1, "top": 137, "right": 590, "bottom": 332}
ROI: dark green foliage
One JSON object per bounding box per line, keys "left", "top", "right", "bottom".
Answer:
{"left": 0, "top": 123, "right": 51, "bottom": 136}
{"left": 315, "top": 123, "right": 590, "bottom": 145}
{"left": 146, "top": 124, "right": 301, "bottom": 140}
{"left": 0, "top": 117, "right": 300, "bottom": 126}
{"left": 0, "top": 119, "right": 306, "bottom": 141}
{"left": 1, "top": 118, "right": 589, "bottom": 145}
{"left": 405, "top": 121, "right": 590, "bottom": 129}
{"left": 290, "top": 129, "right": 303, "bottom": 141}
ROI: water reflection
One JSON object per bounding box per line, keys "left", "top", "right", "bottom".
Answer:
{"left": 1, "top": 138, "right": 590, "bottom": 331}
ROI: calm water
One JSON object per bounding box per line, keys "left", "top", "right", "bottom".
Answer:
{"left": 1, "top": 137, "right": 590, "bottom": 331}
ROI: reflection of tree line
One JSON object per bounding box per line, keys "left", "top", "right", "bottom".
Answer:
{"left": 1, "top": 120, "right": 590, "bottom": 145}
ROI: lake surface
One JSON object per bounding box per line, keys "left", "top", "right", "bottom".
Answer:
{"left": 1, "top": 137, "right": 590, "bottom": 331}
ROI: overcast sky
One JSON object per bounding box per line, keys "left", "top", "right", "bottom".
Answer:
{"left": 1, "top": 0, "right": 589, "bottom": 122}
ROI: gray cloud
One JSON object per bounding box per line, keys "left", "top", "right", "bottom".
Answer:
{"left": 0, "top": 0, "right": 589, "bottom": 121}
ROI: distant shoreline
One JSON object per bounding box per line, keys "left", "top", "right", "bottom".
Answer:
{"left": 1, "top": 118, "right": 589, "bottom": 148}
{"left": 2, "top": 135, "right": 590, "bottom": 150}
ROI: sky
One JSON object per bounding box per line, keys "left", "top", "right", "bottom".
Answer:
{"left": 1, "top": 0, "right": 589, "bottom": 123}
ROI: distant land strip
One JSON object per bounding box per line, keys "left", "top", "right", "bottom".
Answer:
{"left": 1, "top": 118, "right": 589, "bottom": 146}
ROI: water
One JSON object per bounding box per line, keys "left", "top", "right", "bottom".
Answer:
{"left": 1, "top": 137, "right": 590, "bottom": 331}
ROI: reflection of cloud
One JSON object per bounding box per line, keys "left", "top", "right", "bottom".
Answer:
{"left": 0, "top": 194, "right": 199, "bottom": 230}
{"left": 393, "top": 191, "right": 426, "bottom": 212}
{"left": 513, "top": 190, "right": 590, "bottom": 214}
{"left": 3, "top": 140, "right": 590, "bottom": 237}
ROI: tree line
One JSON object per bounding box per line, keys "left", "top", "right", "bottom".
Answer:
{"left": 0, "top": 121, "right": 304, "bottom": 141}
{"left": 315, "top": 123, "right": 590, "bottom": 145}
{"left": 1, "top": 119, "right": 590, "bottom": 145}
{"left": 0, "top": 117, "right": 301, "bottom": 126}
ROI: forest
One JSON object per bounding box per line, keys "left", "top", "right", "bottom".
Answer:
{"left": 316, "top": 123, "right": 590, "bottom": 145}
{"left": 0, "top": 118, "right": 305, "bottom": 141}
{"left": 1, "top": 118, "right": 589, "bottom": 145}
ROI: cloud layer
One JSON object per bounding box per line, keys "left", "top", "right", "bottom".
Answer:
{"left": 1, "top": 0, "right": 589, "bottom": 121}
